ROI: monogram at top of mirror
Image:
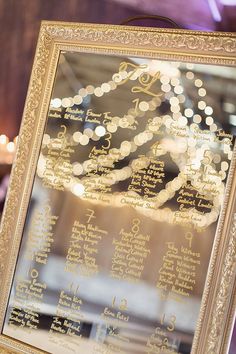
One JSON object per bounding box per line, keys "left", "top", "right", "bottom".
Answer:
{"left": 3, "top": 52, "right": 236, "bottom": 354}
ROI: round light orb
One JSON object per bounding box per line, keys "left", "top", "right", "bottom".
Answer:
{"left": 52, "top": 98, "right": 62, "bottom": 108}
{"left": 94, "top": 87, "right": 103, "bottom": 97}
{"left": 80, "top": 135, "right": 90, "bottom": 146}
{"left": 195, "top": 79, "right": 203, "bottom": 87}
{"left": 95, "top": 125, "right": 106, "bottom": 137}
{"left": 193, "top": 114, "right": 202, "bottom": 124}
{"left": 139, "top": 101, "right": 149, "bottom": 112}
{"left": 78, "top": 88, "right": 87, "bottom": 97}
{"left": 73, "top": 131, "right": 82, "bottom": 143}
{"left": 205, "top": 106, "right": 213, "bottom": 115}
{"left": 73, "top": 183, "right": 85, "bottom": 197}
{"left": 206, "top": 116, "right": 214, "bottom": 126}
{"left": 185, "top": 108, "right": 194, "bottom": 118}
{"left": 86, "top": 85, "right": 95, "bottom": 94}
{"left": 101, "top": 83, "right": 111, "bottom": 93}
{"left": 73, "top": 95, "right": 83, "bottom": 105}
{"left": 186, "top": 71, "right": 194, "bottom": 80}
{"left": 198, "top": 88, "right": 206, "bottom": 97}
{"left": 73, "top": 163, "right": 83, "bottom": 175}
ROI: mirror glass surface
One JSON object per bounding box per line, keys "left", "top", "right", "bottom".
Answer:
{"left": 2, "top": 52, "right": 236, "bottom": 354}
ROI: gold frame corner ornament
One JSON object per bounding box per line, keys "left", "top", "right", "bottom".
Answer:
{"left": 0, "top": 21, "right": 235, "bottom": 354}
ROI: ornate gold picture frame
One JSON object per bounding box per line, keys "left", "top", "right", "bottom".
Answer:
{"left": 0, "top": 21, "right": 235, "bottom": 354}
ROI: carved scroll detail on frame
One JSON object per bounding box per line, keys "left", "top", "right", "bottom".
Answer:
{"left": 0, "top": 27, "right": 53, "bottom": 281}
{"left": 45, "top": 23, "right": 236, "bottom": 55}
{"left": 0, "top": 349, "right": 12, "bottom": 354}
{"left": 206, "top": 213, "right": 236, "bottom": 354}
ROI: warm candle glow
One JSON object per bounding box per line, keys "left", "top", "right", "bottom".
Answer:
{"left": 0, "top": 134, "right": 17, "bottom": 164}
{"left": 0, "top": 134, "right": 8, "bottom": 145}
{"left": 6, "top": 142, "right": 15, "bottom": 153}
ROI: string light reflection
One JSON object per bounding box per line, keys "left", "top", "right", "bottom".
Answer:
{"left": 37, "top": 59, "right": 235, "bottom": 230}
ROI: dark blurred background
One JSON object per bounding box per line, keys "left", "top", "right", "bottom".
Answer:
{"left": 0, "top": 0, "right": 235, "bottom": 352}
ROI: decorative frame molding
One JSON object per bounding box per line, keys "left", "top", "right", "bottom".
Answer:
{"left": 0, "top": 21, "right": 235, "bottom": 354}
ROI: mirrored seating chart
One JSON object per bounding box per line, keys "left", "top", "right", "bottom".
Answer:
{"left": 3, "top": 52, "right": 236, "bottom": 354}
